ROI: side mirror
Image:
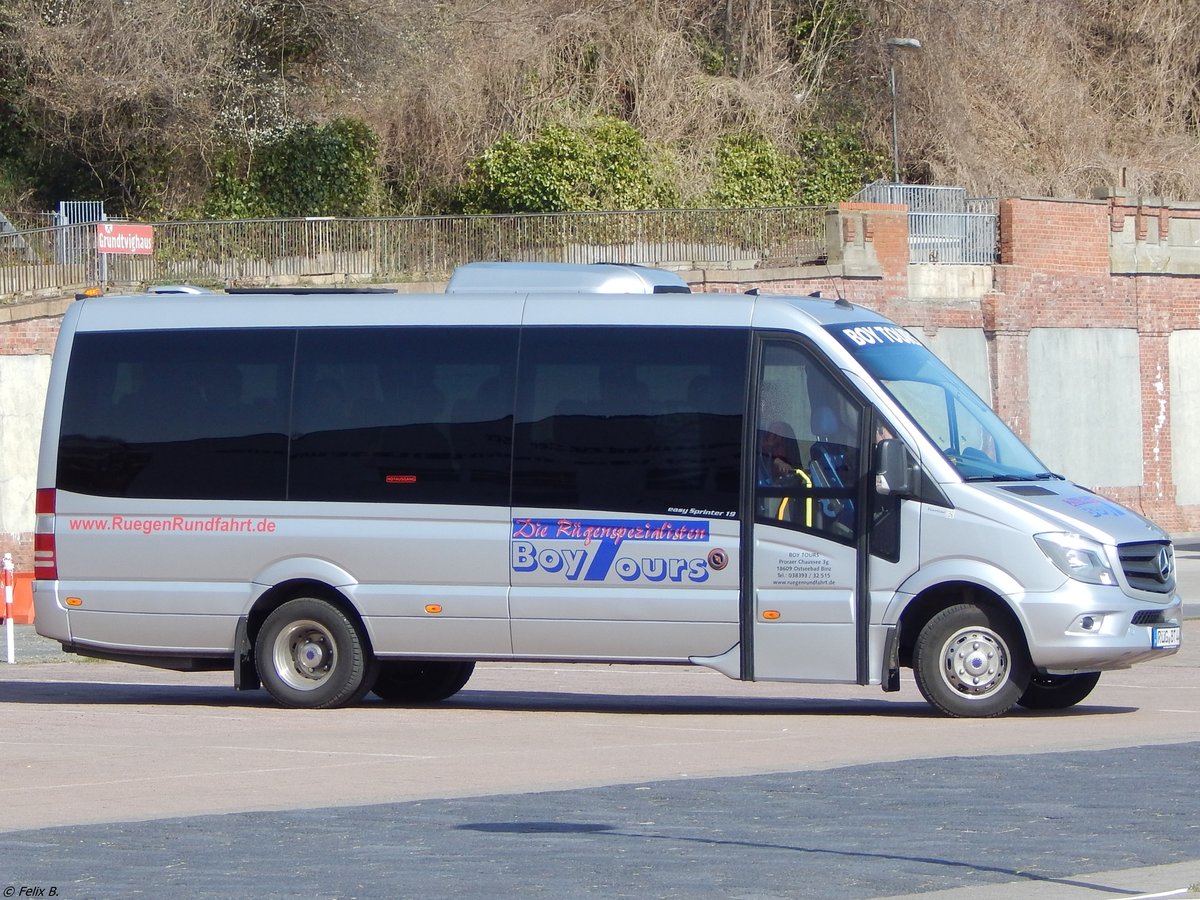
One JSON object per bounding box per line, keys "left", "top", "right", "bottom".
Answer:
{"left": 875, "top": 438, "right": 914, "bottom": 497}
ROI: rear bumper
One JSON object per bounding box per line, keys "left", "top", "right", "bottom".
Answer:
{"left": 32, "top": 580, "right": 70, "bottom": 644}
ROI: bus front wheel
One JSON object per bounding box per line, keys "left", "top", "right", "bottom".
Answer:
{"left": 912, "top": 603, "right": 1030, "bottom": 718}
{"left": 256, "top": 597, "right": 378, "bottom": 709}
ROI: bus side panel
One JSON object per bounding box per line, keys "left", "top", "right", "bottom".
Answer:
{"left": 508, "top": 514, "right": 741, "bottom": 660}
{"left": 52, "top": 495, "right": 514, "bottom": 657}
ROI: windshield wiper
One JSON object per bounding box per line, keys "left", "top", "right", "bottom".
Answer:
{"left": 963, "top": 473, "right": 1040, "bottom": 483}
{"left": 963, "top": 471, "right": 1066, "bottom": 483}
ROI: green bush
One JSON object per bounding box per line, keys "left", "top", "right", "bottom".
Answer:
{"left": 203, "top": 151, "right": 270, "bottom": 220}
{"left": 203, "top": 118, "right": 384, "bottom": 219}
{"left": 705, "top": 132, "right": 800, "bottom": 208}
{"left": 461, "top": 117, "right": 677, "bottom": 214}
{"left": 796, "top": 125, "right": 888, "bottom": 204}
{"left": 703, "top": 126, "right": 887, "bottom": 209}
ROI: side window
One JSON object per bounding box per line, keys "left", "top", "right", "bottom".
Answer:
{"left": 512, "top": 327, "right": 747, "bottom": 517}
{"left": 289, "top": 327, "right": 517, "bottom": 505}
{"left": 757, "top": 340, "right": 862, "bottom": 543}
{"left": 57, "top": 329, "right": 294, "bottom": 500}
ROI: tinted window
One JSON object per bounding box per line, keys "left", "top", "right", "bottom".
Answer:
{"left": 512, "top": 327, "right": 747, "bottom": 517}
{"left": 57, "top": 329, "right": 293, "bottom": 500}
{"left": 288, "top": 327, "right": 517, "bottom": 505}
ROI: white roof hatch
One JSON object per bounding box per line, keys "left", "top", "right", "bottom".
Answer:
{"left": 445, "top": 261, "right": 691, "bottom": 294}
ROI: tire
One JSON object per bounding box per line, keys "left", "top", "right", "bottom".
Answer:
{"left": 912, "top": 603, "right": 1030, "bottom": 718}
{"left": 1017, "top": 671, "right": 1101, "bottom": 710}
{"left": 255, "top": 597, "right": 378, "bottom": 709}
{"left": 372, "top": 660, "right": 476, "bottom": 704}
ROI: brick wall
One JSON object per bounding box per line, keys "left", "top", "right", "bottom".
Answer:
{"left": 0, "top": 298, "right": 66, "bottom": 356}
{"left": 986, "top": 200, "right": 1200, "bottom": 530}
{"left": 0, "top": 317, "right": 61, "bottom": 356}
{"left": 1001, "top": 199, "right": 1112, "bottom": 275}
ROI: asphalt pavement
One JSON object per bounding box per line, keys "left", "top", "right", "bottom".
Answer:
{"left": 2, "top": 743, "right": 1199, "bottom": 899}
{"left": 4, "top": 621, "right": 71, "bottom": 663}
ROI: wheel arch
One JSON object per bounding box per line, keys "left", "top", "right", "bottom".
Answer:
{"left": 246, "top": 578, "right": 372, "bottom": 653}
{"left": 896, "top": 581, "right": 1029, "bottom": 669}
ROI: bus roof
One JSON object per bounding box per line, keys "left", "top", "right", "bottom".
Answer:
{"left": 445, "top": 262, "right": 692, "bottom": 294}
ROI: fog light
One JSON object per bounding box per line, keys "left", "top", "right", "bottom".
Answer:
{"left": 1073, "top": 614, "right": 1106, "bottom": 633}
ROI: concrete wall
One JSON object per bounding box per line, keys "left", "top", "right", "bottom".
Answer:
{"left": 1026, "top": 328, "right": 1142, "bottom": 485}
{"left": 1170, "top": 331, "right": 1200, "bottom": 505}
{"left": 982, "top": 197, "right": 1195, "bottom": 528}
{"left": 0, "top": 354, "right": 51, "bottom": 560}
{"left": 0, "top": 301, "right": 64, "bottom": 568}
{"left": 702, "top": 196, "right": 1200, "bottom": 532}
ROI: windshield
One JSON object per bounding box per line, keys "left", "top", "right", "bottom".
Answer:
{"left": 828, "top": 323, "right": 1059, "bottom": 482}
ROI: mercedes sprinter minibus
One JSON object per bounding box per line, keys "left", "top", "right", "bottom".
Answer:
{"left": 33, "top": 264, "right": 1182, "bottom": 716}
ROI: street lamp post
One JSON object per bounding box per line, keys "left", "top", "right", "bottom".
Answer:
{"left": 886, "top": 37, "right": 922, "bottom": 184}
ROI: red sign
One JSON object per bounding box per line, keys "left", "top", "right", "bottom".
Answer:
{"left": 95, "top": 223, "right": 154, "bottom": 255}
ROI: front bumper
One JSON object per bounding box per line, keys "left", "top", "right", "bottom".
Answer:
{"left": 1019, "top": 582, "right": 1182, "bottom": 673}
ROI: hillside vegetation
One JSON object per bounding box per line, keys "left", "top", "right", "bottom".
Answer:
{"left": 1, "top": 0, "right": 1198, "bottom": 220}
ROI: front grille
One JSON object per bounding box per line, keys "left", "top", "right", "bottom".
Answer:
{"left": 1131, "top": 609, "right": 1166, "bottom": 626}
{"left": 1118, "top": 541, "right": 1175, "bottom": 594}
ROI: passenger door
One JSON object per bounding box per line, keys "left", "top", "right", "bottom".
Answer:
{"left": 750, "top": 338, "right": 868, "bottom": 682}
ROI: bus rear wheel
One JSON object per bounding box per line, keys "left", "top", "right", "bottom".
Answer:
{"left": 372, "top": 660, "right": 476, "bottom": 703}
{"left": 912, "top": 603, "right": 1030, "bottom": 718}
{"left": 256, "top": 597, "right": 377, "bottom": 709}
{"left": 1017, "top": 671, "right": 1101, "bottom": 710}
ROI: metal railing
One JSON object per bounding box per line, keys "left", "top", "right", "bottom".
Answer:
{"left": 856, "top": 183, "right": 999, "bottom": 264}
{"left": 0, "top": 207, "right": 829, "bottom": 299}
{"left": 0, "top": 223, "right": 101, "bottom": 297}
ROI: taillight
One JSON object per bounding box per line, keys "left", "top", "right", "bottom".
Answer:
{"left": 36, "top": 488, "right": 55, "bottom": 515}
{"left": 34, "top": 488, "right": 57, "bottom": 580}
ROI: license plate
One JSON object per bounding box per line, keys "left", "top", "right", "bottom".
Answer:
{"left": 1152, "top": 625, "right": 1181, "bottom": 649}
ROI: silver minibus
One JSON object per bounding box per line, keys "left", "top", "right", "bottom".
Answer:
{"left": 33, "top": 264, "right": 1182, "bottom": 716}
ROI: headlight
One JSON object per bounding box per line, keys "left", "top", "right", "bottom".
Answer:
{"left": 1035, "top": 533, "right": 1117, "bottom": 585}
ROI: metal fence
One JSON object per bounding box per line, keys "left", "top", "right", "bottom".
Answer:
{"left": 856, "top": 182, "right": 999, "bottom": 264}
{"left": 0, "top": 193, "right": 998, "bottom": 300}
{"left": 0, "top": 222, "right": 101, "bottom": 297}
{"left": 0, "top": 206, "right": 829, "bottom": 299}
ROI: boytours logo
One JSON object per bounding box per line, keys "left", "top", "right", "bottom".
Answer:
{"left": 511, "top": 517, "right": 714, "bottom": 583}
